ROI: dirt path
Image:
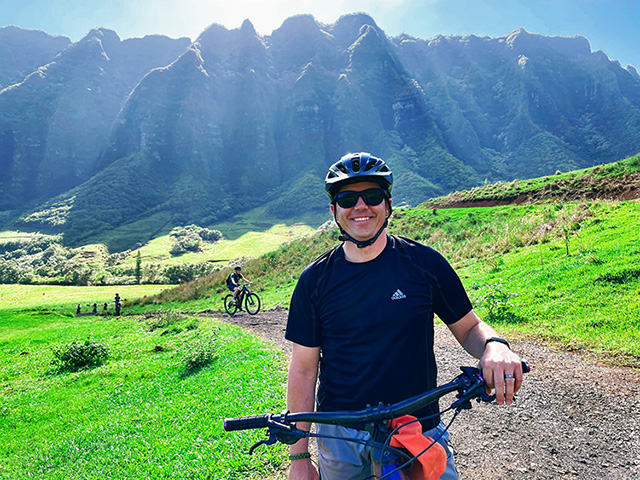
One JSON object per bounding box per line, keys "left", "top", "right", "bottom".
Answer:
{"left": 219, "top": 309, "right": 640, "bottom": 479}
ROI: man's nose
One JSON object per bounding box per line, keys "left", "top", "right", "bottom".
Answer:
{"left": 353, "top": 195, "right": 368, "bottom": 209}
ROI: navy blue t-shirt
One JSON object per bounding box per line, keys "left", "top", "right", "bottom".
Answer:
{"left": 285, "top": 235, "right": 472, "bottom": 429}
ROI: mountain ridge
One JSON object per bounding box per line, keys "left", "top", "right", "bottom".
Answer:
{"left": 2, "top": 15, "right": 640, "bottom": 250}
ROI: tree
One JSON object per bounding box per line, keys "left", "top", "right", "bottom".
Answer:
{"left": 135, "top": 251, "right": 142, "bottom": 284}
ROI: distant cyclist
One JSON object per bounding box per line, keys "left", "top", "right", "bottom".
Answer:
{"left": 226, "top": 266, "right": 250, "bottom": 307}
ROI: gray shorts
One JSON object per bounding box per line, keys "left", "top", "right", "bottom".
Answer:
{"left": 316, "top": 421, "right": 458, "bottom": 480}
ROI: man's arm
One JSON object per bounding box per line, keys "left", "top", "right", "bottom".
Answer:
{"left": 447, "top": 310, "right": 524, "bottom": 405}
{"left": 287, "top": 343, "right": 320, "bottom": 480}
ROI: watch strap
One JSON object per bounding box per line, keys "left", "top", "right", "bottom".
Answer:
{"left": 485, "top": 337, "right": 511, "bottom": 350}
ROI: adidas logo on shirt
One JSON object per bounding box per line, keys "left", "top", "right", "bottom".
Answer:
{"left": 391, "top": 289, "right": 407, "bottom": 300}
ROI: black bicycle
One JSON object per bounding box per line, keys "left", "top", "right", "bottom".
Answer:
{"left": 224, "top": 283, "right": 261, "bottom": 316}
{"left": 224, "top": 361, "right": 530, "bottom": 480}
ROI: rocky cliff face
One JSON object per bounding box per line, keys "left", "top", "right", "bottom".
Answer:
{"left": 2, "top": 16, "right": 640, "bottom": 249}
{"left": 0, "top": 29, "right": 190, "bottom": 208}
{"left": 392, "top": 28, "right": 640, "bottom": 179}
{"left": 0, "top": 26, "right": 70, "bottom": 89}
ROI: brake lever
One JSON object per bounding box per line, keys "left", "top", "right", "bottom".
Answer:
{"left": 477, "top": 391, "right": 496, "bottom": 403}
{"left": 248, "top": 419, "right": 307, "bottom": 454}
{"left": 249, "top": 435, "right": 278, "bottom": 455}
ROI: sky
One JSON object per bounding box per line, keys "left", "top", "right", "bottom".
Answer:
{"left": 2, "top": 0, "right": 639, "bottom": 68}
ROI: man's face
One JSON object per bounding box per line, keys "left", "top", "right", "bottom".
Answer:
{"left": 331, "top": 181, "right": 391, "bottom": 242}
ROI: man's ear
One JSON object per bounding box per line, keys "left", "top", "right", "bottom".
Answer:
{"left": 330, "top": 203, "right": 335, "bottom": 216}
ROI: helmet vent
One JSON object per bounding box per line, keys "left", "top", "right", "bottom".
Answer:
{"left": 337, "top": 164, "right": 348, "bottom": 174}
{"left": 364, "top": 159, "right": 377, "bottom": 171}
{"left": 352, "top": 158, "right": 360, "bottom": 172}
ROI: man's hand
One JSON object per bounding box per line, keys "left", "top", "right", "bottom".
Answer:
{"left": 448, "top": 310, "right": 525, "bottom": 405}
{"left": 288, "top": 458, "right": 319, "bottom": 480}
{"left": 480, "top": 342, "right": 523, "bottom": 405}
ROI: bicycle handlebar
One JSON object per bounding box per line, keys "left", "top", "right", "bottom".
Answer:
{"left": 224, "top": 361, "right": 530, "bottom": 433}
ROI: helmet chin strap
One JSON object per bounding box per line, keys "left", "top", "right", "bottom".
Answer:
{"left": 337, "top": 218, "right": 388, "bottom": 248}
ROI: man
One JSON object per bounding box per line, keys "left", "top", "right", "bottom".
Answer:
{"left": 285, "top": 152, "right": 524, "bottom": 480}
{"left": 114, "top": 293, "right": 121, "bottom": 316}
{"left": 226, "top": 266, "right": 249, "bottom": 306}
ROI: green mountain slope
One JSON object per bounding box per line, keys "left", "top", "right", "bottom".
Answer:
{"left": 143, "top": 156, "right": 640, "bottom": 362}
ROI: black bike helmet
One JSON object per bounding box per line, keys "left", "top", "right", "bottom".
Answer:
{"left": 325, "top": 152, "right": 393, "bottom": 198}
{"left": 234, "top": 266, "right": 242, "bottom": 271}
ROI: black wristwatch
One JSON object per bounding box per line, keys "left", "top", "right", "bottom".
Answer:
{"left": 485, "top": 337, "right": 511, "bottom": 350}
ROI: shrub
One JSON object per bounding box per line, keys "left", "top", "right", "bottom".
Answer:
{"left": 170, "top": 232, "right": 202, "bottom": 256}
{"left": 164, "top": 263, "right": 214, "bottom": 284}
{"left": 169, "top": 225, "right": 223, "bottom": 256}
{"left": 60, "top": 262, "right": 94, "bottom": 286}
{"left": 146, "top": 310, "right": 184, "bottom": 332}
{"left": 181, "top": 335, "right": 217, "bottom": 375}
{"left": 479, "top": 281, "right": 522, "bottom": 323}
{"left": 0, "top": 260, "right": 21, "bottom": 283}
{"left": 51, "top": 338, "right": 110, "bottom": 371}
{"left": 198, "top": 227, "right": 223, "bottom": 242}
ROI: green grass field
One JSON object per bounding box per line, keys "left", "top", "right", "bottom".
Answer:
{"left": 0, "top": 285, "right": 288, "bottom": 479}
{"left": 0, "top": 284, "right": 168, "bottom": 310}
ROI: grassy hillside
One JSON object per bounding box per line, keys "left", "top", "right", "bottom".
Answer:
{"left": 138, "top": 154, "right": 640, "bottom": 363}
{"left": 421, "top": 154, "right": 640, "bottom": 208}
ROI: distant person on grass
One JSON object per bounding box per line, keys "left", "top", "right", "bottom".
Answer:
{"left": 285, "top": 152, "right": 525, "bottom": 480}
{"left": 226, "top": 266, "right": 250, "bottom": 309}
{"left": 114, "top": 293, "right": 121, "bottom": 316}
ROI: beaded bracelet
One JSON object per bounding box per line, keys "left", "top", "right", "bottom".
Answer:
{"left": 289, "top": 452, "right": 311, "bottom": 461}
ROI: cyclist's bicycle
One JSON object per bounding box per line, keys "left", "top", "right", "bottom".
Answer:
{"left": 224, "top": 283, "right": 261, "bottom": 316}
{"left": 224, "top": 361, "right": 530, "bottom": 480}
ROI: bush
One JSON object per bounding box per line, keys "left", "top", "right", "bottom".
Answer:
{"left": 198, "top": 227, "right": 223, "bottom": 242}
{"left": 60, "top": 262, "right": 94, "bottom": 286}
{"left": 169, "top": 235, "right": 201, "bottom": 255}
{"left": 51, "top": 338, "right": 110, "bottom": 371}
{"left": 479, "top": 281, "right": 522, "bottom": 323}
{"left": 181, "top": 335, "right": 217, "bottom": 375}
{"left": 146, "top": 310, "right": 185, "bottom": 332}
{"left": 169, "top": 225, "right": 223, "bottom": 256}
{"left": 0, "top": 260, "right": 21, "bottom": 283}
{"left": 165, "top": 263, "right": 214, "bottom": 284}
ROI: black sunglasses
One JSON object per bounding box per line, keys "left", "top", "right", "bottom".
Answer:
{"left": 333, "top": 188, "right": 387, "bottom": 209}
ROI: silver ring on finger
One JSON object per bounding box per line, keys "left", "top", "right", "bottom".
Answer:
{"left": 505, "top": 374, "right": 515, "bottom": 379}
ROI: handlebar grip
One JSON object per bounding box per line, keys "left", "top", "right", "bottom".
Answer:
{"left": 223, "top": 414, "right": 270, "bottom": 431}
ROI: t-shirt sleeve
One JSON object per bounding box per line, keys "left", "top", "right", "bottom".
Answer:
{"left": 285, "top": 268, "right": 321, "bottom": 347}
{"left": 428, "top": 249, "right": 473, "bottom": 325}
